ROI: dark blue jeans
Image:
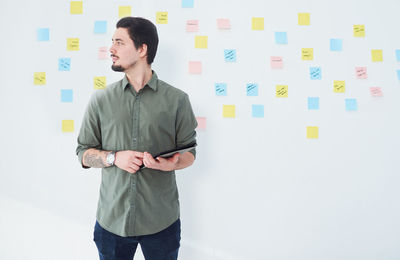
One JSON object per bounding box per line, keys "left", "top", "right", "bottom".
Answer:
{"left": 93, "top": 219, "right": 181, "bottom": 260}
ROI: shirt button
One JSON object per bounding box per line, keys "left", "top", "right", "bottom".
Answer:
{"left": 133, "top": 138, "right": 137, "bottom": 141}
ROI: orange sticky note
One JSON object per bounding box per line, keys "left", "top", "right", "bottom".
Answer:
{"left": 62, "top": 120, "right": 74, "bottom": 132}
{"left": 188, "top": 61, "right": 202, "bottom": 74}
{"left": 217, "top": 18, "right": 231, "bottom": 30}
{"left": 186, "top": 20, "right": 199, "bottom": 32}
{"left": 196, "top": 117, "right": 207, "bottom": 129}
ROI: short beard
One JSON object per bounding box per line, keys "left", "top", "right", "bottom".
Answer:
{"left": 111, "top": 64, "right": 124, "bottom": 72}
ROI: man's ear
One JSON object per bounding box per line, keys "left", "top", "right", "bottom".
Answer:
{"left": 138, "top": 44, "right": 148, "bottom": 58}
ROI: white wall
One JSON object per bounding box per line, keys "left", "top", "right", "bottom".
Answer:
{"left": 1, "top": 0, "right": 400, "bottom": 259}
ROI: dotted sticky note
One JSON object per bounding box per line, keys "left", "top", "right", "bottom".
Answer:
{"left": 186, "top": 20, "right": 199, "bottom": 32}
{"left": 98, "top": 47, "right": 108, "bottom": 60}
{"left": 224, "top": 49, "right": 236, "bottom": 62}
{"left": 188, "top": 61, "right": 202, "bottom": 74}
{"left": 353, "top": 25, "right": 365, "bottom": 37}
{"left": 333, "top": 80, "right": 345, "bottom": 93}
{"left": 310, "top": 67, "right": 321, "bottom": 80}
{"left": 298, "top": 13, "right": 310, "bottom": 25}
{"left": 276, "top": 85, "right": 288, "bottom": 97}
{"left": 252, "top": 105, "right": 264, "bottom": 118}
{"left": 217, "top": 19, "right": 230, "bottom": 30}
{"left": 246, "top": 83, "right": 258, "bottom": 96}
{"left": 330, "top": 39, "right": 342, "bottom": 51}
{"left": 196, "top": 117, "right": 206, "bottom": 130}
{"left": 195, "top": 36, "right": 208, "bottom": 49}
{"left": 308, "top": 97, "right": 319, "bottom": 110}
{"left": 67, "top": 38, "right": 79, "bottom": 51}
{"left": 62, "top": 120, "right": 74, "bottom": 132}
{"left": 94, "top": 21, "right": 107, "bottom": 34}
{"left": 345, "top": 98, "right": 357, "bottom": 111}
{"left": 37, "top": 28, "right": 49, "bottom": 41}
{"left": 34, "top": 72, "right": 46, "bottom": 85}
{"left": 156, "top": 12, "right": 168, "bottom": 24}
{"left": 61, "top": 89, "right": 73, "bottom": 102}
{"left": 94, "top": 77, "right": 106, "bottom": 90}
{"left": 275, "top": 32, "right": 287, "bottom": 44}
{"left": 355, "top": 67, "right": 367, "bottom": 79}
{"left": 119, "top": 6, "right": 131, "bottom": 18}
{"left": 302, "top": 48, "right": 313, "bottom": 60}
{"left": 270, "top": 56, "right": 283, "bottom": 69}
{"left": 58, "top": 58, "right": 71, "bottom": 71}
{"left": 182, "top": 0, "right": 194, "bottom": 8}
{"left": 307, "top": 126, "right": 318, "bottom": 139}
{"left": 396, "top": 50, "right": 400, "bottom": 62}
{"left": 252, "top": 17, "right": 264, "bottom": 30}
{"left": 223, "top": 105, "right": 235, "bottom": 118}
{"left": 70, "top": 1, "right": 83, "bottom": 14}
{"left": 371, "top": 49, "right": 383, "bottom": 62}
{"left": 215, "top": 83, "right": 227, "bottom": 96}
{"left": 370, "top": 87, "right": 383, "bottom": 97}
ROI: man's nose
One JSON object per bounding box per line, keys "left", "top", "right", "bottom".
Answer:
{"left": 109, "top": 45, "right": 116, "bottom": 54}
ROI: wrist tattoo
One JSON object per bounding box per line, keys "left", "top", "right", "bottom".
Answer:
{"left": 84, "top": 153, "right": 106, "bottom": 168}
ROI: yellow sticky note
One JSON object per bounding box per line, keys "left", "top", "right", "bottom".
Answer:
{"left": 94, "top": 77, "right": 106, "bottom": 90}
{"left": 251, "top": 17, "right": 264, "bottom": 30}
{"left": 307, "top": 126, "right": 318, "bottom": 139}
{"left": 156, "top": 12, "right": 168, "bottom": 24}
{"left": 34, "top": 72, "right": 46, "bottom": 85}
{"left": 298, "top": 13, "right": 310, "bottom": 25}
{"left": 371, "top": 49, "right": 383, "bottom": 62}
{"left": 70, "top": 1, "right": 83, "bottom": 14}
{"left": 353, "top": 25, "right": 365, "bottom": 37}
{"left": 301, "top": 48, "right": 313, "bottom": 60}
{"left": 333, "top": 80, "right": 345, "bottom": 93}
{"left": 195, "top": 36, "right": 208, "bottom": 49}
{"left": 119, "top": 6, "right": 131, "bottom": 18}
{"left": 67, "top": 38, "right": 79, "bottom": 51}
{"left": 276, "top": 85, "right": 288, "bottom": 97}
{"left": 223, "top": 105, "right": 235, "bottom": 118}
{"left": 62, "top": 120, "right": 74, "bottom": 133}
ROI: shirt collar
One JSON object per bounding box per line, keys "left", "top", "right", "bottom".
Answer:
{"left": 122, "top": 70, "right": 158, "bottom": 91}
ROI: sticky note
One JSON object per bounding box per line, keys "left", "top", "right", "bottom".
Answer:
{"left": 302, "top": 48, "right": 313, "bottom": 60}
{"left": 217, "top": 19, "right": 230, "bottom": 30}
{"left": 371, "top": 49, "right": 383, "bottom": 62}
{"left": 330, "top": 39, "right": 342, "bottom": 51}
{"left": 276, "top": 85, "right": 288, "bottom": 97}
{"left": 34, "top": 72, "right": 46, "bottom": 85}
{"left": 252, "top": 105, "right": 264, "bottom": 118}
{"left": 310, "top": 67, "right": 321, "bottom": 80}
{"left": 223, "top": 105, "right": 235, "bottom": 118}
{"left": 62, "top": 120, "right": 74, "bottom": 132}
{"left": 67, "top": 38, "right": 79, "bottom": 51}
{"left": 188, "top": 61, "right": 202, "bottom": 74}
{"left": 308, "top": 97, "right": 319, "bottom": 110}
{"left": 195, "top": 36, "right": 208, "bottom": 49}
{"left": 224, "top": 49, "right": 236, "bottom": 62}
{"left": 396, "top": 50, "right": 400, "bottom": 62}
{"left": 246, "top": 83, "right": 258, "bottom": 96}
{"left": 355, "top": 67, "right": 367, "bottom": 79}
{"left": 353, "top": 25, "right": 365, "bottom": 37}
{"left": 271, "top": 56, "right": 283, "bottom": 69}
{"left": 61, "top": 89, "right": 73, "bottom": 102}
{"left": 58, "top": 58, "right": 71, "bottom": 71}
{"left": 307, "top": 126, "right": 318, "bottom": 139}
{"left": 196, "top": 117, "right": 206, "bottom": 129}
{"left": 186, "top": 20, "right": 199, "bottom": 32}
{"left": 298, "top": 13, "right": 310, "bottom": 25}
{"left": 333, "top": 80, "right": 345, "bottom": 93}
{"left": 119, "top": 6, "right": 131, "bottom": 18}
{"left": 94, "top": 21, "right": 107, "bottom": 34}
{"left": 397, "top": 70, "right": 400, "bottom": 80}
{"left": 182, "top": 0, "right": 194, "bottom": 8}
{"left": 252, "top": 17, "right": 264, "bottom": 30}
{"left": 370, "top": 87, "right": 383, "bottom": 97}
{"left": 98, "top": 47, "right": 108, "bottom": 60}
{"left": 345, "top": 98, "right": 357, "bottom": 111}
{"left": 215, "top": 83, "right": 227, "bottom": 96}
{"left": 37, "top": 28, "right": 49, "bottom": 41}
{"left": 70, "top": 1, "right": 83, "bottom": 14}
{"left": 275, "top": 32, "right": 287, "bottom": 44}
{"left": 156, "top": 12, "right": 168, "bottom": 24}
{"left": 94, "top": 77, "right": 106, "bottom": 90}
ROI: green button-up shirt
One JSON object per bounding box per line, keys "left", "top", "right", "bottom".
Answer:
{"left": 76, "top": 71, "right": 197, "bottom": 237}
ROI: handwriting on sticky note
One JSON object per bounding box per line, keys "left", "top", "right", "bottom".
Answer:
{"left": 98, "top": 47, "right": 108, "bottom": 60}
{"left": 309, "top": 67, "right": 321, "bottom": 80}
{"left": 34, "top": 72, "right": 46, "bottom": 85}
{"left": 302, "top": 48, "right": 313, "bottom": 60}
{"left": 224, "top": 49, "right": 236, "bottom": 62}
{"left": 217, "top": 19, "right": 230, "bottom": 30}
{"left": 62, "top": 120, "right": 74, "bottom": 133}
{"left": 223, "top": 105, "right": 235, "bottom": 118}
{"left": 188, "top": 61, "right": 202, "bottom": 74}
{"left": 196, "top": 117, "right": 206, "bottom": 130}
{"left": 156, "top": 12, "right": 168, "bottom": 24}
{"left": 186, "top": 20, "right": 199, "bottom": 32}
{"left": 119, "top": 6, "right": 131, "bottom": 18}
{"left": 298, "top": 13, "right": 310, "bottom": 25}
{"left": 252, "top": 17, "right": 264, "bottom": 30}
{"left": 307, "top": 126, "right": 318, "bottom": 139}
{"left": 58, "top": 58, "right": 71, "bottom": 71}
{"left": 215, "top": 83, "right": 227, "bottom": 96}
{"left": 195, "top": 36, "right": 208, "bottom": 48}
{"left": 276, "top": 85, "right": 288, "bottom": 97}
{"left": 252, "top": 105, "right": 264, "bottom": 118}
{"left": 70, "top": 1, "right": 83, "bottom": 14}
{"left": 246, "top": 83, "right": 258, "bottom": 96}
{"left": 333, "top": 80, "right": 345, "bottom": 93}
{"left": 270, "top": 56, "right": 283, "bottom": 69}
{"left": 371, "top": 49, "right": 383, "bottom": 62}
{"left": 355, "top": 67, "right": 367, "bottom": 79}
{"left": 94, "top": 77, "right": 106, "bottom": 90}
{"left": 370, "top": 87, "right": 383, "bottom": 97}
{"left": 353, "top": 25, "right": 365, "bottom": 37}
{"left": 67, "top": 38, "right": 79, "bottom": 51}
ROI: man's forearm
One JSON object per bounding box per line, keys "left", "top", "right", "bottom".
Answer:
{"left": 83, "top": 148, "right": 111, "bottom": 168}
{"left": 174, "top": 152, "right": 195, "bottom": 170}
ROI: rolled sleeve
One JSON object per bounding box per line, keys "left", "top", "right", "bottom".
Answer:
{"left": 175, "top": 94, "right": 198, "bottom": 158}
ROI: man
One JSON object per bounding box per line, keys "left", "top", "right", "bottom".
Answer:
{"left": 76, "top": 17, "right": 197, "bottom": 260}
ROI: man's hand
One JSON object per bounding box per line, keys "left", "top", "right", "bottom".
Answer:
{"left": 143, "top": 152, "right": 180, "bottom": 172}
{"left": 114, "top": 151, "right": 144, "bottom": 174}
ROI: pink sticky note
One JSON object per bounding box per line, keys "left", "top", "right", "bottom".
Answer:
{"left": 217, "top": 18, "right": 231, "bottom": 30}
{"left": 196, "top": 117, "right": 206, "bottom": 130}
{"left": 189, "top": 61, "right": 202, "bottom": 74}
{"left": 270, "top": 56, "right": 283, "bottom": 69}
{"left": 355, "top": 67, "right": 367, "bottom": 79}
{"left": 186, "top": 20, "right": 199, "bottom": 32}
{"left": 370, "top": 87, "right": 383, "bottom": 97}
{"left": 98, "top": 46, "right": 108, "bottom": 60}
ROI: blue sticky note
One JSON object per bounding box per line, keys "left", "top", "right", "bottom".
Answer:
{"left": 61, "top": 89, "right": 73, "bottom": 103}
{"left": 224, "top": 49, "right": 236, "bottom": 62}
{"left": 58, "top": 58, "right": 71, "bottom": 71}
{"left": 310, "top": 67, "right": 321, "bottom": 80}
{"left": 275, "top": 32, "right": 287, "bottom": 44}
{"left": 308, "top": 97, "right": 319, "bottom": 110}
{"left": 246, "top": 83, "right": 258, "bottom": 96}
{"left": 252, "top": 105, "right": 264, "bottom": 118}
{"left": 37, "top": 28, "right": 49, "bottom": 41}
{"left": 182, "top": 0, "right": 194, "bottom": 8}
{"left": 94, "top": 21, "right": 107, "bottom": 34}
{"left": 397, "top": 70, "right": 400, "bottom": 80}
{"left": 215, "top": 83, "right": 227, "bottom": 96}
{"left": 396, "top": 50, "right": 400, "bottom": 62}
{"left": 330, "top": 39, "right": 342, "bottom": 51}
{"left": 345, "top": 98, "right": 357, "bottom": 111}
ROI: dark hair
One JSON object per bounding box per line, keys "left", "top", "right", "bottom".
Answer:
{"left": 116, "top": 17, "right": 159, "bottom": 65}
